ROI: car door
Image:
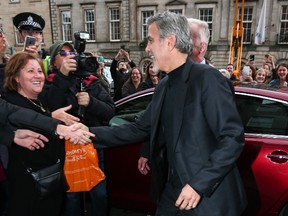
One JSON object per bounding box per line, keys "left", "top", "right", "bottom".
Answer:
{"left": 105, "top": 91, "right": 156, "bottom": 214}
{"left": 235, "top": 92, "right": 288, "bottom": 216}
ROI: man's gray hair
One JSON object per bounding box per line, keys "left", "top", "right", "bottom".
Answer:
{"left": 147, "top": 11, "right": 192, "bottom": 54}
{"left": 187, "top": 18, "right": 210, "bottom": 44}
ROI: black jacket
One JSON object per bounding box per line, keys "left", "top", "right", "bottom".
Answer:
{"left": 110, "top": 58, "right": 136, "bottom": 101}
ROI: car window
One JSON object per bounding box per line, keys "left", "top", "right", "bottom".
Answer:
{"left": 112, "top": 94, "right": 153, "bottom": 124}
{"left": 235, "top": 94, "right": 288, "bottom": 135}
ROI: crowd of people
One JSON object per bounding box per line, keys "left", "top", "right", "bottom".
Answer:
{"left": 0, "top": 9, "right": 287, "bottom": 216}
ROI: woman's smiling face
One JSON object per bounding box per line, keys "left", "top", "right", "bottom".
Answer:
{"left": 15, "top": 59, "right": 45, "bottom": 99}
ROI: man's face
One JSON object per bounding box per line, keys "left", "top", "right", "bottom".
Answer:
{"left": 118, "top": 62, "right": 127, "bottom": 71}
{"left": 226, "top": 65, "right": 234, "bottom": 74}
{"left": 19, "top": 29, "right": 43, "bottom": 47}
{"left": 54, "top": 45, "right": 74, "bottom": 69}
{"left": 145, "top": 23, "right": 167, "bottom": 72}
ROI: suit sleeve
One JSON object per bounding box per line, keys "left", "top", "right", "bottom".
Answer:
{"left": 0, "top": 99, "right": 59, "bottom": 136}
{"left": 91, "top": 103, "right": 152, "bottom": 148}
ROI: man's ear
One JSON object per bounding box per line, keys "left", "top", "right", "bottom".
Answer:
{"left": 200, "top": 42, "right": 207, "bottom": 54}
{"left": 167, "top": 34, "right": 177, "bottom": 50}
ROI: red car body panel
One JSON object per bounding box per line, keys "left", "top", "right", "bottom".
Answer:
{"left": 105, "top": 86, "right": 288, "bottom": 215}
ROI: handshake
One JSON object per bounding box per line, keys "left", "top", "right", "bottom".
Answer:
{"left": 14, "top": 122, "right": 94, "bottom": 151}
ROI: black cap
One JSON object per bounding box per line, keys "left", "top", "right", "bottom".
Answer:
{"left": 13, "top": 12, "right": 45, "bottom": 31}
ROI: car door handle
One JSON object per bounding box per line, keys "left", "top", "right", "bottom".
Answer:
{"left": 267, "top": 151, "right": 288, "bottom": 163}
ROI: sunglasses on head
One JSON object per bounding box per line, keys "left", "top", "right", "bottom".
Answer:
{"left": 58, "top": 50, "right": 76, "bottom": 56}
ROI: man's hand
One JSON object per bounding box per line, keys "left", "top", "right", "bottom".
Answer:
{"left": 24, "top": 45, "right": 38, "bottom": 53}
{"left": 14, "top": 129, "right": 49, "bottom": 151}
{"left": 56, "top": 124, "right": 95, "bottom": 144}
{"left": 138, "top": 156, "right": 150, "bottom": 175}
{"left": 52, "top": 105, "right": 80, "bottom": 126}
{"left": 76, "top": 92, "right": 90, "bottom": 107}
{"left": 175, "top": 184, "right": 201, "bottom": 210}
{"left": 60, "top": 54, "right": 77, "bottom": 76}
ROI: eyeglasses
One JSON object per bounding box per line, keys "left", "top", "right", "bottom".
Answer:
{"left": 58, "top": 50, "right": 76, "bottom": 56}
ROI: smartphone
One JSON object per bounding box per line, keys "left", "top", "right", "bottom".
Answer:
{"left": 120, "top": 44, "right": 125, "bottom": 50}
{"left": 249, "top": 54, "right": 255, "bottom": 61}
{"left": 242, "top": 66, "right": 250, "bottom": 77}
{"left": 23, "top": 36, "right": 36, "bottom": 50}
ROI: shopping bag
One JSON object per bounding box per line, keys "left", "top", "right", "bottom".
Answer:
{"left": 64, "top": 140, "right": 105, "bottom": 192}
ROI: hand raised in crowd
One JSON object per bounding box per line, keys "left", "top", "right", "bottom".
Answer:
{"left": 24, "top": 45, "right": 38, "bottom": 54}
{"left": 121, "top": 49, "right": 131, "bottom": 62}
{"left": 52, "top": 104, "right": 80, "bottom": 126}
{"left": 175, "top": 184, "right": 201, "bottom": 211}
{"left": 76, "top": 91, "right": 90, "bottom": 107}
{"left": 0, "top": 33, "right": 7, "bottom": 54}
{"left": 0, "top": 32, "right": 7, "bottom": 63}
{"left": 14, "top": 129, "right": 49, "bottom": 151}
{"left": 151, "top": 75, "right": 159, "bottom": 85}
{"left": 56, "top": 123, "right": 95, "bottom": 144}
{"left": 138, "top": 156, "right": 150, "bottom": 175}
{"left": 59, "top": 54, "right": 77, "bottom": 76}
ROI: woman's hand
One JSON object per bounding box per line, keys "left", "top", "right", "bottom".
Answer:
{"left": 76, "top": 92, "right": 90, "bottom": 107}
{"left": 14, "top": 129, "right": 49, "bottom": 151}
{"left": 52, "top": 105, "right": 80, "bottom": 126}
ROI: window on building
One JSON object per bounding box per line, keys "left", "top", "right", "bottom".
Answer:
{"left": 169, "top": 9, "right": 183, "bottom": 14}
{"left": 84, "top": 9, "right": 95, "bottom": 41}
{"left": 61, "top": 10, "right": 72, "bottom": 42}
{"left": 141, "top": 11, "right": 154, "bottom": 40}
{"left": 109, "top": 7, "right": 120, "bottom": 41}
{"left": 279, "top": 5, "right": 288, "bottom": 44}
{"left": 239, "top": 7, "right": 253, "bottom": 44}
{"left": 198, "top": 8, "right": 213, "bottom": 43}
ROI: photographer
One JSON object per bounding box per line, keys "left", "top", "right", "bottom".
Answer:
{"left": 110, "top": 47, "right": 136, "bottom": 101}
{"left": 43, "top": 40, "right": 115, "bottom": 216}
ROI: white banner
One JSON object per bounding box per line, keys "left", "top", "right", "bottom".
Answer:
{"left": 255, "top": 0, "right": 267, "bottom": 45}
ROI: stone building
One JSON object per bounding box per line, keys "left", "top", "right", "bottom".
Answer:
{"left": 0, "top": 0, "right": 288, "bottom": 71}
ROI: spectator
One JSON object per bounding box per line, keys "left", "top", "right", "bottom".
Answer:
{"left": 45, "top": 41, "right": 115, "bottom": 216}
{"left": 110, "top": 48, "right": 136, "bottom": 101}
{"left": 263, "top": 63, "right": 273, "bottom": 84}
{"left": 90, "top": 11, "right": 247, "bottom": 215}
{"left": 239, "top": 65, "right": 256, "bottom": 83}
{"left": 0, "top": 28, "right": 8, "bottom": 96}
{"left": 3, "top": 52, "right": 91, "bottom": 216}
{"left": 253, "top": 68, "right": 267, "bottom": 84}
{"left": 263, "top": 54, "right": 275, "bottom": 71}
{"left": 121, "top": 67, "right": 143, "bottom": 98}
{"left": 226, "top": 64, "right": 238, "bottom": 81}
{"left": 13, "top": 12, "right": 47, "bottom": 59}
{"left": 142, "top": 62, "right": 163, "bottom": 90}
{"left": 97, "top": 61, "right": 110, "bottom": 94}
{"left": 270, "top": 63, "right": 288, "bottom": 87}
{"left": 187, "top": 18, "right": 212, "bottom": 66}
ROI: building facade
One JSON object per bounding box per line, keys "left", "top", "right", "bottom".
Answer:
{"left": 0, "top": 0, "right": 288, "bottom": 71}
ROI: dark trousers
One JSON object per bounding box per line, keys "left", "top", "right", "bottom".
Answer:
{"left": 63, "top": 161, "right": 108, "bottom": 216}
{"left": 156, "top": 169, "right": 195, "bottom": 216}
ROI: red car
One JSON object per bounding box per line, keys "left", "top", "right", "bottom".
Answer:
{"left": 104, "top": 85, "right": 288, "bottom": 216}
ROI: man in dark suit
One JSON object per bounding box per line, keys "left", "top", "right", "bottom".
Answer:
{"left": 91, "top": 11, "right": 247, "bottom": 215}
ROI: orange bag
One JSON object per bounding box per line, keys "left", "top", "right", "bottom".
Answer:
{"left": 64, "top": 140, "right": 105, "bottom": 192}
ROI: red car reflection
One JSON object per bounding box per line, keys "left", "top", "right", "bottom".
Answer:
{"left": 105, "top": 85, "right": 288, "bottom": 216}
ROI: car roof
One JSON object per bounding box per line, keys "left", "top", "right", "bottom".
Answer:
{"left": 116, "top": 84, "right": 288, "bottom": 105}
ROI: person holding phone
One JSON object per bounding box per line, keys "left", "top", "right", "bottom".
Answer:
{"left": 13, "top": 12, "right": 46, "bottom": 58}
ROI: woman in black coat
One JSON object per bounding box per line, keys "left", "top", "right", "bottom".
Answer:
{"left": 3, "top": 52, "right": 86, "bottom": 216}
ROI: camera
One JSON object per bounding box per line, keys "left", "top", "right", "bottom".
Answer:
{"left": 72, "top": 31, "right": 98, "bottom": 77}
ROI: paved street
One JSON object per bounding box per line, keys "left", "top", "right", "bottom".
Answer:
{"left": 110, "top": 208, "right": 152, "bottom": 216}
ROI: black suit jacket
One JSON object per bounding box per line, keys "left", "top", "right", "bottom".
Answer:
{"left": 92, "top": 58, "right": 247, "bottom": 215}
